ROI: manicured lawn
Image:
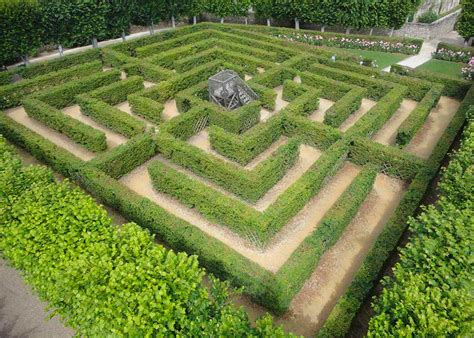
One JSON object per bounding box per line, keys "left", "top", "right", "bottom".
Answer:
{"left": 333, "top": 48, "right": 408, "bottom": 69}
{"left": 416, "top": 59, "right": 464, "bottom": 79}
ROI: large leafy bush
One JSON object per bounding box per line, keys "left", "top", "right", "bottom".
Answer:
{"left": 368, "top": 115, "right": 474, "bottom": 336}
{"left": 0, "top": 135, "right": 291, "bottom": 336}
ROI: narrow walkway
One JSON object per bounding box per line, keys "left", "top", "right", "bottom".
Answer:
{"left": 382, "top": 40, "right": 438, "bottom": 72}
{"left": 7, "top": 26, "right": 176, "bottom": 68}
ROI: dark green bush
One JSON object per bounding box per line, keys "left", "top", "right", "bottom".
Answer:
{"left": 23, "top": 98, "right": 107, "bottom": 152}
{"left": 76, "top": 95, "right": 146, "bottom": 138}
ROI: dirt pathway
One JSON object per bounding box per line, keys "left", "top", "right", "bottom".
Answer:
{"left": 120, "top": 158, "right": 361, "bottom": 273}
{"left": 405, "top": 96, "right": 461, "bottom": 159}
{"left": 260, "top": 86, "right": 288, "bottom": 122}
{"left": 63, "top": 105, "right": 128, "bottom": 148}
{"left": 281, "top": 174, "right": 406, "bottom": 336}
{"left": 255, "top": 144, "right": 321, "bottom": 211}
{"left": 373, "top": 99, "right": 418, "bottom": 145}
{"left": 5, "top": 107, "right": 95, "bottom": 161}
{"left": 339, "top": 98, "right": 377, "bottom": 132}
{"left": 308, "top": 98, "right": 335, "bottom": 123}
{"left": 162, "top": 99, "right": 180, "bottom": 121}
{"left": 115, "top": 101, "right": 156, "bottom": 128}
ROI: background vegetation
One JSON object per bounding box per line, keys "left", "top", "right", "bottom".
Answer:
{"left": 0, "top": 0, "right": 423, "bottom": 67}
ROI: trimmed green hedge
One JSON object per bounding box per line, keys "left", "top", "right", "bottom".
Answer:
{"left": 324, "top": 87, "right": 365, "bottom": 128}
{"left": 310, "top": 63, "right": 393, "bottom": 101}
{"left": 275, "top": 166, "right": 377, "bottom": 312}
{"left": 346, "top": 86, "right": 407, "bottom": 137}
{"left": 87, "top": 75, "right": 144, "bottom": 105}
{"left": 209, "top": 116, "right": 283, "bottom": 165}
{"left": 0, "top": 61, "right": 103, "bottom": 109}
{"left": 76, "top": 95, "right": 146, "bottom": 138}
{"left": 0, "top": 114, "right": 82, "bottom": 176}
{"left": 32, "top": 70, "right": 121, "bottom": 109}
{"left": 149, "top": 160, "right": 263, "bottom": 240}
{"left": 282, "top": 79, "right": 306, "bottom": 102}
{"left": 368, "top": 118, "right": 473, "bottom": 336}
{"left": 156, "top": 132, "right": 299, "bottom": 203}
{"left": 0, "top": 49, "right": 102, "bottom": 86}
{"left": 127, "top": 93, "right": 163, "bottom": 124}
{"left": 87, "top": 132, "right": 157, "bottom": 179}
{"left": 22, "top": 98, "right": 107, "bottom": 152}
{"left": 391, "top": 64, "right": 471, "bottom": 99}
{"left": 396, "top": 83, "right": 444, "bottom": 145}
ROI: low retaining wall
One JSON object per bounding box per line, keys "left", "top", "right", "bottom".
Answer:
{"left": 204, "top": 8, "right": 461, "bottom": 41}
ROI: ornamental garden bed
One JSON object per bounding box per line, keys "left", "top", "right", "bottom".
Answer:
{"left": 0, "top": 22, "right": 472, "bottom": 337}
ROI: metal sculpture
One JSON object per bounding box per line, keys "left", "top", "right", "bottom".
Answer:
{"left": 208, "top": 70, "right": 258, "bottom": 110}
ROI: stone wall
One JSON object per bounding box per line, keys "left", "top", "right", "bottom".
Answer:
{"left": 414, "top": 0, "right": 460, "bottom": 20}
{"left": 392, "top": 9, "right": 461, "bottom": 40}
{"left": 203, "top": 6, "right": 461, "bottom": 41}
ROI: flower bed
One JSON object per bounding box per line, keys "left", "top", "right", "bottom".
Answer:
{"left": 462, "top": 57, "right": 474, "bottom": 81}
{"left": 433, "top": 42, "right": 473, "bottom": 63}
{"left": 274, "top": 32, "right": 421, "bottom": 55}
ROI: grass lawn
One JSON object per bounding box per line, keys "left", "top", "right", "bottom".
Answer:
{"left": 333, "top": 48, "right": 408, "bottom": 69}
{"left": 416, "top": 59, "right": 464, "bottom": 79}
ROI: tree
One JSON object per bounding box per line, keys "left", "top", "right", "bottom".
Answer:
{"left": 233, "top": 0, "right": 252, "bottom": 24}
{"left": 39, "top": 0, "right": 73, "bottom": 56}
{"left": 106, "top": 0, "right": 135, "bottom": 41}
{"left": 273, "top": 0, "right": 313, "bottom": 29}
{"left": 187, "top": 0, "right": 205, "bottom": 24}
{"left": 68, "top": 0, "right": 109, "bottom": 47}
{"left": 0, "top": 0, "right": 42, "bottom": 66}
{"left": 252, "top": 0, "right": 273, "bottom": 26}
{"left": 206, "top": 0, "right": 234, "bottom": 23}
{"left": 132, "top": 0, "right": 164, "bottom": 34}
{"left": 457, "top": 0, "right": 474, "bottom": 43}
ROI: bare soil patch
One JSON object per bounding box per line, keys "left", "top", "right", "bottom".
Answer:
{"left": 339, "top": 98, "right": 377, "bottom": 132}
{"left": 281, "top": 174, "right": 406, "bottom": 336}
{"left": 260, "top": 86, "right": 288, "bottom": 122}
{"left": 255, "top": 144, "right": 321, "bottom": 211}
{"left": 5, "top": 106, "right": 95, "bottom": 161}
{"left": 405, "top": 96, "right": 461, "bottom": 159}
{"left": 63, "top": 105, "right": 128, "bottom": 148}
{"left": 120, "top": 157, "right": 362, "bottom": 273}
{"left": 308, "top": 98, "right": 335, "bottom": 123}
{"left": 373, "top": 99, "right": 418, "bottom": 146}
{"left": 162, "top": 99, "right": 180, "bottom": 121}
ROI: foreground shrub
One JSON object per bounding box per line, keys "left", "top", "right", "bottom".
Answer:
{"left": 368, "top": 116, "right": 474, "bottom": 336}
{"left": 0, "top": 135, "right": 291, "bottom": 337}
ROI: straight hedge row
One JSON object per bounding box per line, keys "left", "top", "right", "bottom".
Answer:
{"left": 396, "top": 83, "right": 444, "bottom": 146}
{"left": 22, "top": 98, "right": 107, "bottom": 152}
{"left": 0, "top": 61, "right": 103, "bottom": 109}
{"left": 368, "top": 115, "right": 473, "bottom": 336}
{"left": 318, "top": 80, "right": 473, "bottom": 338}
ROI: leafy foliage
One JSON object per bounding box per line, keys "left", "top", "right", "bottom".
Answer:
{"left": 0, "top": 0, "right": 42, "bottom": 66}
{"left": 368, "top": 115, "right": 474, "bottom": 336}
{"left": 0, "top": 135, "right": 291, "bottom": 337}
{"left": 457, "top": 0, "right": 474, "bottom": 40}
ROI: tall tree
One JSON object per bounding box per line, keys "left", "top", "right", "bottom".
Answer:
{"left": 107, "top": 0, "right": 134, "bottom": 40}
{"left": 187, "top": 0, "right": 205, "bottom": 24}
{"left": 457, "top": 0, "right": 474, "bottom": 43}
{"left": 206, "top": 0, "right": 234, "bottom": 23}
{"left": 0, "top": 0, "right": 42, "bottom": 66}
{"left": 39, "top": 0, "right": 73, "bottom": 55}
{"left": 233, "top": 0, "right": 252, "bottom": 24}
{"left": 253, "top": 0, "right": 274, "bottom": 26}
{"left": 132, "top": 0, "right": 164, "bottom": 34}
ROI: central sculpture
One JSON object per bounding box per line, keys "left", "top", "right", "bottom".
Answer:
{"left": 208, "top": 70, "right": 259, "bottom": 110}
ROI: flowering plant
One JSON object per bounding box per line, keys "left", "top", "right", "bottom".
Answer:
{"left": 275, "top": 32, "right": 421, "bottom": 55}
{"left": 461, "top": 57, "right": 474, "bottom": 81}
{"left": 433, "top": 48, "right": 472, "bottom": 63}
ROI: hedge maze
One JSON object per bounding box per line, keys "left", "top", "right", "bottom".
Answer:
{"left": 1, "top": 23, "right": 472, "bottom": 336}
